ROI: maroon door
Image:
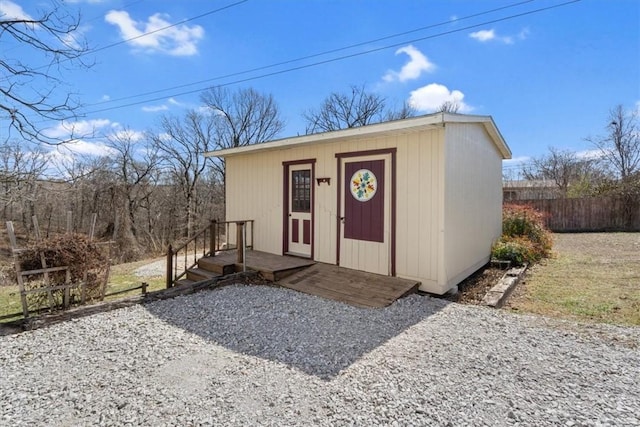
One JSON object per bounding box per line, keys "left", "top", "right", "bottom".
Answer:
{"left": 344, "top": 160, "right": 385, "bottom": 242}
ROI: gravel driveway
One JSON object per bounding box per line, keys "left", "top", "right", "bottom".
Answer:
{"left": 1, "top": 284, "right": 638, "bottom": 426}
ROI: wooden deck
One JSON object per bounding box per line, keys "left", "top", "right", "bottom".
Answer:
{"left": 196, "top": 250, "right": 316, "bottom": 281}
{"left": 180, "top": 250, "right": 419, "bottom": 307}
{"left": 277, "top": 263, "right": 420, "bottom": 308}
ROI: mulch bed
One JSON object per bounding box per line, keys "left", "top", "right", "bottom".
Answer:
{"left": 441, "top": 265, "right": 506, "bottom": 305}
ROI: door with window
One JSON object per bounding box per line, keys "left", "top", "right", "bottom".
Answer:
{"left": 287, "top": 164, "right": 313, "bottom": 257}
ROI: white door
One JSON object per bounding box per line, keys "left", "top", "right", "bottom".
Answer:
{"left": 339, "top": 154, "right": 391, "bottom": 275}
{"left": 287, "top": 164, "right": 312, "bottom": 257}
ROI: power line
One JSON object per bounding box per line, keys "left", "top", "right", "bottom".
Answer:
{"left": 0, "top": 0, "right": 144, "bottom": 55}
{"left": 84, "top": 0, "right": 582, "bottom": 116}
{"left": 89, "top": 0, "right": 538, "bottom": 108}
{"left": 0, "top": 0, "right": 249, "bottom": 80}
{"left": 89, "top": 0, "right": 249, "bottom": 56}
{"left": 84, "top": 0, "right": 145, "bottom": 24}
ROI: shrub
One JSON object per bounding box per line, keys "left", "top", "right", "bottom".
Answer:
{"left": 492, "top": 204, "right": 553, "bottom": 265}
{"left": 18, "top": 234, "right": 110, "bottom": 311}
{"left": 492, "top": 236, "right": 538, "bottom": 265}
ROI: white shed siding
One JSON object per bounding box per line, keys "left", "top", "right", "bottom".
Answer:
{"left": 225, "top": 127, "right": 448, "bottom": 291}
{"left": 394, "top": 128, "right": 444, "bottom": 290}
{"left": 442, "top": 123, "right": 503, "bottom": 291}
{"left": 222, "top": 117, "right": 506, "bottom": 295}
{"left": 225, "top": 155, "right": 282, "bottom": 255}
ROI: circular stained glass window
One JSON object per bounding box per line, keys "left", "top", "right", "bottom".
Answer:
{"left": 350, "top": 169, "right": 377, "bottom": 201}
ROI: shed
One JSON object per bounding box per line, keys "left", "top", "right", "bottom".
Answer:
{"left": 205, "top": 112, "right": 512, "bottom": 295}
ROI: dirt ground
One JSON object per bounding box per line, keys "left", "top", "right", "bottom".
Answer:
{"left": 442, "top": 266, "right": 505, "bottom": 304}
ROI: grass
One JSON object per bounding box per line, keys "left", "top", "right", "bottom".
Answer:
{"left": 507, "top": 233, "right": 640, "bottom": 326}
{"left": 0, "top": 257, "right": 167, "bottom": 323}
{"left": 106, "top": 258, "right": 166, "bottom": 300}
{"left": 0, "top": 284, "right": 23, "bottom": 322}
{"left": 3, "top": 233, "right": 639, "bottom": 327}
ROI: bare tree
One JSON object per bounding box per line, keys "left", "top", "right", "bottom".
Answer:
{"left": 149, "top": 110, "right": 216, "bottom": 237}
{"left": 200, "top": 86, "right": 285, "bottom": 181}
{"left": 105, "top": 129, "right": 160, "bottom": 258}
{"left": 437, "top": 101, "right": 461, "bottom": 113}
{"left": 586, "top": 105, "right": 640, "bottom": 226}
{"left": 1, "top": 1, "right": 91, "bottom": 145}
{"left": 587, "top": 105, "right": 640, "bottom": 183}
{"left": 384, "top": 101, "right": 416, "bottom": 122}
{"left": 303, "top": 85, "right": 384, "bottom": 133}
{"left": 303, "top": 84, "right": 415, "bottom": 134}
{"left": 522, "top": 148, "right": 606, "bottom": 197}
{"left": 0, "top": 142, "right": 47, "bottom": 226}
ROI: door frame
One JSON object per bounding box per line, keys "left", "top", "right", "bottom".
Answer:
{"left": 282, "top": 159, "right": 316, "bottom": 258}
{"left": 335, "top": 148, "right": 397, "bottom": 276}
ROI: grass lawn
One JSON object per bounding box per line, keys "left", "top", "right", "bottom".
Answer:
{"left": 0, "top": 258, "right": 166, "bottom": 322}
{"left": 3, "top": 234, "right": 639, "bottom": 327}
{"left": 507, "top": 233, "right": 640, "bottom": 326}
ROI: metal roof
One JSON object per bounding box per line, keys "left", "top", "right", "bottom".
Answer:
{"left": 204, "top": 112, "right": 512, "bottom": 159}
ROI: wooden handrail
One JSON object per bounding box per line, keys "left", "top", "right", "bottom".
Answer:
{"left": 166, "top": 219, "right": 254, "bottom": 288}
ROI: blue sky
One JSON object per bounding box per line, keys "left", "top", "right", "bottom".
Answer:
{"left": 2, "top": 0, "right": 639, "bottom": 174}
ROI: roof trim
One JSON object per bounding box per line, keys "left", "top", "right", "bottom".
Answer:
{"left": 204, "top": 112, "right": 512, "bottom": 159}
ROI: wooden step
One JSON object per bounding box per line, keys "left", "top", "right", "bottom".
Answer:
{"left": 277, "top": 263, "right": 420, "bottom": 308}
{"left": 186, "top": 268, "right": 222, "bottom": 282}
{"left": 197, "top": 256, "right": 236, "bottom": 275}
{"left": 174, "top": 278, "right": 196, "bottom": 287}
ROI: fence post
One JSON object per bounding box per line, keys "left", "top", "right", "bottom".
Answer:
{"left": 236, "top": 221, "right": 245, "bottom": 264}
{"left": 210, "top": 219, "right": 216, "bottom": 257}
{"left": 166, "top": 245, "right": 173, "bottom": 288}
{"left": 242, "top": 222, "right": 247, "bottom": 272}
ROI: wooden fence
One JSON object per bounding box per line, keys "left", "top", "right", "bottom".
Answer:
{"left": 508, "top": 196, "right": 640, "bottom": 232}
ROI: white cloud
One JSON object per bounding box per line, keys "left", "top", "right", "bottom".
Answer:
{"left": 470, "top": 27, "right": 529, "bottom": 45}
{"left": 62, "top": 24, "right": 90, "bottom": 50}
{"left": 576, "top": 149, "right": 603, "bottom": 160}
{"left": 383, "top": 45, "right": 435, "bottom": 83}
{"left": 55, "top": 140, "right": 116, "bottom": 157}
{"left": 101, "top": 94, "right": 111, "bottom": 101}
{"left": 111, "top": 128, "right": 145, "bottom": 142}
{"left": 141, "top": 97, "right": 184, "bottom": 112}
{"left": 142, "top": 104, "right": 169, "bottom": 112}
{"left": 503, "top": 156, "right": 530, "bottom": 166}
{"left": 0, "top": 1, "right": 32, "bottom": 20}
{"left": 105, "top": 10, "right": 204, "bottom": 56}
{"left": 408, "top": 83, "right": 472, "bottom": 113}
{"left": 469, "top": 29, "right": 497, "bottom": 42}
{"left": 44, "top": 119, "right": 113, "bottom": 140}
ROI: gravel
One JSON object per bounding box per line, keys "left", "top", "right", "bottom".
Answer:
{"left": 1, "top": 284, "right": 638, "bottom": 426}
{"left": 134, "top": 258, "right": 188, "bottom": 279}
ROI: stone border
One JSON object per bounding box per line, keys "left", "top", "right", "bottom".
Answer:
{"left": 481, "top": 265, "right": 527, "bottom": 308}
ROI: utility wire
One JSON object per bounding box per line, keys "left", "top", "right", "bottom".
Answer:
{"left": 0, "top": 0, "right": 249, "bottom": 80}
{"left": 85, "top": 0, "right": 582, "bottom": 116}
{"left": 89, "top": 0, "right": 249, "bottom": 56}
{"left": 90, "top": 0, "right": 538, "bottom": 107}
